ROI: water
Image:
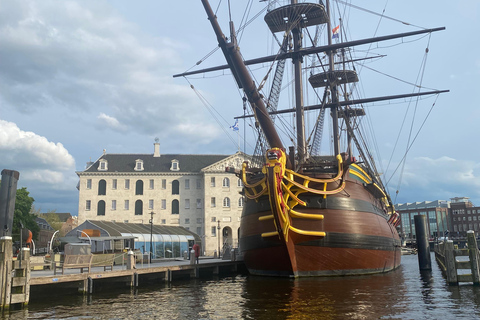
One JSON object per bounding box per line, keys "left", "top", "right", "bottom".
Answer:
{"left": 3, "top": 254, "right": 480, "bottom": 319}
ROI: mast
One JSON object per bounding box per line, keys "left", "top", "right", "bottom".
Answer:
{"left": 326, "top": 0, "right": 340, "bottom": 156}
{"left": 199, "top": 0, "right": 284, "bottom": 151}
{"left": 291, "top": 0, "right": 307, "bottom": 164}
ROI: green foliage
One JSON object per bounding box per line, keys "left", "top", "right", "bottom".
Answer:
{"left": 12, "top": 187, "right": 40, "bottom": 242}
{"left": 39, "top": 210, "right": 64, "bottom": 234}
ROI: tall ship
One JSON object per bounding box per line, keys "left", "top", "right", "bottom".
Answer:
{"left": 175, "top": 0, "right": 447, "bottom": 277}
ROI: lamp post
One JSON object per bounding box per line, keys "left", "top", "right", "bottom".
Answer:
{"left": 217, "top": 220, "right": 221, "bottom": 258}
{"left": 149, "top": 211, "right": 155, "bottom": 263}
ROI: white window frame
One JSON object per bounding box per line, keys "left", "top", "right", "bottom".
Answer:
{"left": 223, "top": 177, "right": 230, "bottom": 187}
{"left": 223, "top": 197, "right": 230, "bottom": 208}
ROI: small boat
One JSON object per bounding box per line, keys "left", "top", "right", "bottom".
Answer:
{"left": 401, "top": 247, "right": 418, "bottom": 255}
{"left": 175, "top": 1, "right": 447, "bottom": 277}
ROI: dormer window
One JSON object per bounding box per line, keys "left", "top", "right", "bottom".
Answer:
{"left": 134, "top": 159, "right": 144, "bottom": 171}
{"left": 170, "top": 159, "right": 179, "bottom": 171}
{"left": 98, "top": 159, "right": 108, "bottom": 171}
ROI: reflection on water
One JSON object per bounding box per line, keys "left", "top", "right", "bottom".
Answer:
{"left": 2, "top": 254, "right": 480, "bottom": 319}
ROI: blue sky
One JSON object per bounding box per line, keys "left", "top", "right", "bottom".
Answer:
{"left": 0, "top": 0, "right": 479, "bottom": 215}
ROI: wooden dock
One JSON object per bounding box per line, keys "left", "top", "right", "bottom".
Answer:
{"left": 434, "top": 230, "right": 480, "bottom": 285}
{"left": 29, "top": 257, "right": 245, "bottom": 297}
{"left": 2, "top": 237, "right": 245, "bottom": 310}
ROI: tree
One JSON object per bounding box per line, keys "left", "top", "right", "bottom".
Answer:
{"left": 39, "top": 210, "right": 64, "bottom": 235}
{"left": 12, "top": 187, "right": 40, "bottom": 242}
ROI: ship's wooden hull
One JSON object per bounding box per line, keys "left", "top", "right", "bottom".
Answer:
{"left": 239, "top": 174, "right": 402, "bottom": 277}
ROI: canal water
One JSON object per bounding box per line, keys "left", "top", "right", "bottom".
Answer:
{"left": 3, "top": 254, "right": 480, "bottom": 319}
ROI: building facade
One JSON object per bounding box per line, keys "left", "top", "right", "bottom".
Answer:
{"left": 450, "top": 197, "right": 480, "bottom": 237}
{"left": 76, "top": 143, "right": 247, "bottom": 255}
{"left": 396, "top": 200, "right": 450, "bottom": 240}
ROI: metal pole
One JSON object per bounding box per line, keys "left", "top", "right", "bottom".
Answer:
{"left": 414, "top": 215, "right": 432, "bottom": 271}
{"left": 149, "top": 211, "right": 155, "bottom": 263}
{"left": 217, "top": 221, "right": 220, "bottom": 258}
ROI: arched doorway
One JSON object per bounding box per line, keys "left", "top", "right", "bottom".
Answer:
{"left": 222, "top": 226, "right": 233, "bottom": 248}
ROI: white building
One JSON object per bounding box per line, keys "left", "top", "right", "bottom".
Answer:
{"left": 76, "top": 142, "right": 248, "bottom": 255}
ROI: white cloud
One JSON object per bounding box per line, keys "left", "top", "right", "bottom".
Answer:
{"left": 0, "top": 0, "right": 209, "bottom": 138}
{"left": 0, "top": 118, "right": 77, "bottom": 205}
{"left": 391, "top": 156, "right": 480, "bottom": 205}
{"left": 97, "top": 113, "right": 127, "bottom": 132}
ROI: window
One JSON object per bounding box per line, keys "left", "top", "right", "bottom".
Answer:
{"left": 135, "top": 200, "right": 143, "bottom": 215}
{"left": 238, "top": 197, "right": 244, "bottom": 207}
{"left": 86, "top": 200, "right": 91, "bottom": 211}
{"left": 135, "top": 180, "right": 144, "bottom": 195}
{"left": 112, "top": 200, "right": 117, "bottom": 210}
{"left": 161, "top": 199, "right": 166, "bottom": 210}
{"left": 149, "top": 179, "right": 154, "bottom": 189}
{"left": 223, "top": 197, "right": 230, "bottom": 208}
{"left": 196, "top": 179, "right": 201, "bottom": 189}
{"left": 124, "top": 200, "right": 129, "bottom": 210}
{"left": 98, "top": 160, "right": 108, "bottom": 171}
{"left": 211, "top": 217, "right": 216, "bottom": 222}
{"left": 185, "top": 199, "right": 190, "bottom": 209}
{"left": 223, "top": 178, "right": 230, "bottom": 187}
{"left": 185, "top": 179, "right": 190, "bottom": 189}
{"left": 149, "top": 199, "right": 154, "bottom": 210}
{"left": 125, "top": 179, "right": 130, "bottom": 189}
{"left": 211, "top": 226, "right": 217, "bottom": 237}
{"left": 196, "top": 218, "right": 202, "bottom": 224}
{"left": 185, "top": 218, "right": 190, "bottom": 224}
{"left": 162, "top": 179, "right": 166, "bottom": 189}
{"left": 172, "top": 180, "right": 179, "bottom": 195}
{"left": 211, "top": 197, "right": 216, "bottom": 208}
{"left": 135, "top": 159, "right": 144, "bottom": 171}
{"left": 161, "top": 219, "right": 166, "bottom": 224}
{"left": 97, "top": 200, "right": 105, "bottom": 216}
{"left": 86, "top": 179, "right": 92, "bottom": 189}
{"left": 238, "top": 179, "right": 243, "bottom": 187}
{"left": 196, "top": 199, "right": 202, "bottom": 209}
{"left": 112, "top": 179, "right": 117, "bottom": 190}
{"left": 196, "top": 227, "right": 202, "bottom": 235}
{"left": 211, "top": 177, "right": 215, "bottom": 187}
{"left": 98, "top": 179, "right": 106, "bottom": 195}
{"left": 172, "top": 199, "right": 179, "bottom": 214}
{"left": 171, "top": 160, "right": 179, "bottom": 171}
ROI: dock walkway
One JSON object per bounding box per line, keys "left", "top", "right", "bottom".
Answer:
{"left": 30, "top": 257, "right": 244, "bottom": 289}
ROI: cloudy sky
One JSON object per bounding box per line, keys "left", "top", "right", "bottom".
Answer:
{"left": 0, "top": 0, "right": 479, "bottom": 215}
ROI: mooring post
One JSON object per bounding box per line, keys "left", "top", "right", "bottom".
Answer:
{"left": 445, "top": 240, "right": 457, "bottom": 285}
{"left": 0, "top": 170, "right": 20, "bottom": 237}
{"left": 126, "top": 250, "right": 135, "bottom": 270}
{"left": 0, "top": 236, "right": 13, "bottom": 311}
{"left": 414, "top": 215, "right": 431, "bottom": 271}
{"left": 466, "top": 230, "right": 480, "bottom": 285}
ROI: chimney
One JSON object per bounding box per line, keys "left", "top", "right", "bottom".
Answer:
{"left": 154, "top": 142, "right": 160, "bottom": 157}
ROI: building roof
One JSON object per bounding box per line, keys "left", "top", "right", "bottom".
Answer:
{"left": 77, "top": 153, "right": 232, "bottom": 174}
{"left": 66, "top": 220, "right": 201, "bottom": 243}
{"left": 35, "top": 217, "right": 54, "bottom": 231}
{"left": 396, "top": 200, "right": 449, "bottom": 210}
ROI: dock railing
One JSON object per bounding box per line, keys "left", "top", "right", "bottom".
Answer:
{"left": 434, "top": 230, "right": 480, "bottom": 285}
